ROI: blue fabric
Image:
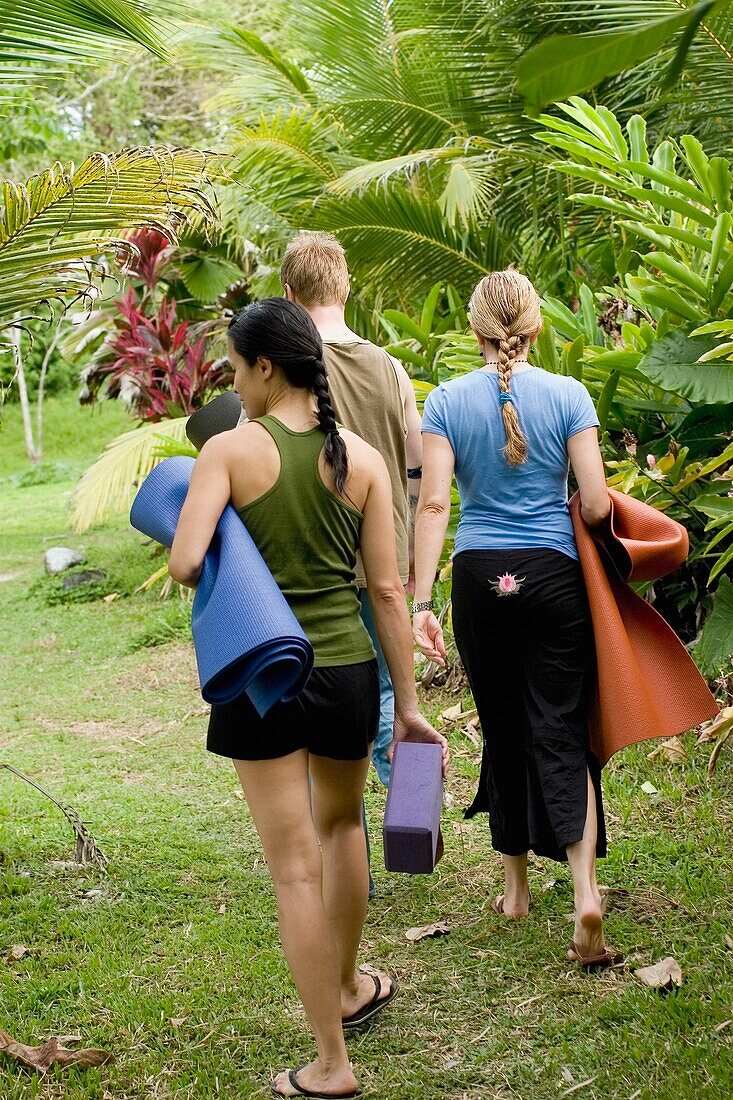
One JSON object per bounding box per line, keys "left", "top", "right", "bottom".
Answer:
{"left": 422, "top": 368, "right": 600, "bottom": 561}
{"left": 358, "top": 588, "right": 394, "bottom": 787}
{"left": 130, "top": 457, "right": 314, "bottom": 716}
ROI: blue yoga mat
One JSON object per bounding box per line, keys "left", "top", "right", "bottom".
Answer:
{"left": 130, "top": 456, "right": 314, "bottom": 715}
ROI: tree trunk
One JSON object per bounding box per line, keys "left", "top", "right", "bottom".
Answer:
{"left": 12, "top": 328, "right": 41, "bottom": 465}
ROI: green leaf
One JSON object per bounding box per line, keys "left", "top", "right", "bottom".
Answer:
{"left": 635, "top": 285, "right": 703, "bottom": 322}
{"left": 178, "top": 256, "right": 243, "bottom": 303}
{"left": 381, "top": 310, "right": 429, "bottom": 347}
{"left": 420, "top": 284, "right": 443, "bottom": 336}
{"left": 516, "top": 4, "right": 718, "bottom": 112}
{"left": 597, "top": 371, "right": 621, "bottom": 431}
{"left": 638, "top": 330, "right": 733, "bottom": 404}
{"left": 695, "top": 576, "right": 733, "bottom": 675}
{"left": 641, "top": 253, "right": 708, "bottom": 300}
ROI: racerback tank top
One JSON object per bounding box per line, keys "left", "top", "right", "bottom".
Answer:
{"left": 237, "top": 415, "right": 375, "bottom": 667}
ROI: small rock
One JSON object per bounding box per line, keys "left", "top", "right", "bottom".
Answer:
{"left": 60, "top": 570, "right": 107, "bottom": 590}
{"left": 45, "top": 547, "right": 85, "bottom": 574}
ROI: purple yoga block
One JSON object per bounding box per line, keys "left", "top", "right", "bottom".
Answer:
{"left": 383, "top": 742, "right": 443, "bottom": 874}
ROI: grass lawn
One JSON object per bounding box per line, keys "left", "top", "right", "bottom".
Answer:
{"left": 1, "top": 395, "right": 732, "bottom": 1099}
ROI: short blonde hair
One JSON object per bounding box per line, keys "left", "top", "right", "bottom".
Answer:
{"left": 468, "top": 269, "right": 542, "bottom": 467}
{"left": 280, "top": 232, "right": 350, "bottom": 307}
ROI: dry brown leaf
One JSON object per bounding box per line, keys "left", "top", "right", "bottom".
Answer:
{"left": 6, "top": 945, "right": 28, "bottom": 962}
{"left": 724, "top": 934, "right": 733, "bottom": 951}
{"left": 405, "top": 921, "right": 450, "bottom": 942}
{"left": 102, "top": 593, "right": 120, "bottom": 604}
{"left": 634, "top": 957, "right": 683, "bottom": 989}
{"left": 169, "top": 1017, "right": 187, "bottom": 1028}
{"left": 441, "top": 703, "right": 463, "bottom": 722}
{"left": 233, "top": 789, "right": 245, "bottom": 801}
{"left": 561, "top": 1068, "right": 575, "bottom": 1085}
{"left": 0, "top": 1030, "right": 114, "bottom": 1075}
{"left": 696, "top": 707, "right": 733, "bottom": 744}
{"left": 218, "top": 902, "right": 226, "bottom": 915}
{"left": 646, "top": 736, "right": 686, "bottom": 764}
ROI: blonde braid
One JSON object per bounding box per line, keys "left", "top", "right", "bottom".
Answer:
{"left": 496, "top": 334, "right": 527, "bottom": 466}
{"left": 468, "top": 270, "right": 542, "bottom": 468}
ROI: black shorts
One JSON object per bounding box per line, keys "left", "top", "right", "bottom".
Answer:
{"left": 207, "top": 659, "right": 379, "bottom": 762}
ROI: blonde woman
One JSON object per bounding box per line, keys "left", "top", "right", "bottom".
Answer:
{"left": 412, "top": 270, "right": 615, "bottom": 967}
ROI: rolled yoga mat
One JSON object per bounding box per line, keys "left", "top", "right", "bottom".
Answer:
{"left": 186, "top": 391, "right": 242, "bottom": 451}
{"left": 130, "top": 455, "right": 314, "bottom": 715}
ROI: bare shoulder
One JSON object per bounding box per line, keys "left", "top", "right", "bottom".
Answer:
{"left": 199, "top": 420, "right": 271, "bottom": 461}
{"left": 339, "top": 428, "right": 387, "bottom": 473}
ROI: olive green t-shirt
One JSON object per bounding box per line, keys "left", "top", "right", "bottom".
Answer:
{"left": 237, "top": 415, "right": 375, "bottom": 667}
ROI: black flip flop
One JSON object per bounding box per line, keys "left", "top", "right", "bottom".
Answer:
{"left": 342, "top": 972, "right": 399, "bottom": 1030}
{"left": 270, "top": 1066, "right": 361, "bottom": 1099}
{"left": 569, "top": 941, "right": 622, "bottom": 969}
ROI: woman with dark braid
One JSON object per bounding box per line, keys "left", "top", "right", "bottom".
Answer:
{"left": 169, "top": 298, "right": 448, "bottom": 1100}
{"left": 412, "top": 270, "right": 615, "bottom": 968}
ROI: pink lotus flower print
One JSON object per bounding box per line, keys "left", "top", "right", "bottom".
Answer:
{"left": 490, "top": 571, "right": 526, "bottom": 597}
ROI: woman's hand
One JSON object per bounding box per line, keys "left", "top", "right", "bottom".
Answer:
{"left": 412, "top": 610, "right": 446, "bottom": 666}
{"left": 392, "top": 709, "right": 450, "bottom": 776}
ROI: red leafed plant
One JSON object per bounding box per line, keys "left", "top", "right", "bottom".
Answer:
{"left": 92, "top": 287, "right": 232, "bottom": 421}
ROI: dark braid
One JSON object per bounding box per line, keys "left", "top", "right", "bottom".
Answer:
{"left": 312, "top": 359, "right": 349, "bottom": 495}
{"left": 228, "top": 297, "right": 349, "bottom": 495}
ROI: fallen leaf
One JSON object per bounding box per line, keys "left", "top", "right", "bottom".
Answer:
{"left": 233, "top": 789, "right": 245, "bottom": 801}
{"left": 57, "top": 1035, "right": 81, "bottom": 1046}
{"left": 441, "top": 703, "right": 463, "bottom": 722}
{"left": 646, "top": 736, "right": 686, "bottom": 764}
{"left": 461, "top": 717, "right": 480, "bottom": 745}
{"left": 102, "top": 593, "right": 120, "bottom": 604}
{"left": 634, "top": 957, "right": 683, "bottom": 989}
{"left": 696, "top": 706, "right": 733, "bottom": 744}
{"left": 218, "top": 902, "right": 226, "bottom": 915}
{"left": 0, "top": 1030, "right": 114, "bottom": 1074}
{"left": 405, "top": 921, "right": 450, "bottom": 942}
{"left": 725, "top": 934, "right": 733, "bottom": 951}
{"left": 6, "top": 945, "right": 28, "bottom": 962}
{"left": 169, "top": 1017, "right": 187, "bottom": 1028}
{"left": 714, "top": 1020, "right": 732, "bottom": 1034}
{"left": 640, "top": 781, "right": 659, "bottom": 795}
{"left": 561, "top": 1067, "right": 574, "bottom": 1085}
{"left": 542, "top": 879, "right": 557, "bottom": 892}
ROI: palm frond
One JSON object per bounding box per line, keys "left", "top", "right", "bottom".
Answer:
{"left": 309, "top": 187, "right": 506, "bottom": 302}
{"left": 69, "top": 416, "right": 191, "bottom": 532}
{"left": 0, "top": 0, "right": 172, "bottom": 79}
{"left": 0, "top": 147, "right": 217, "bottom": 331}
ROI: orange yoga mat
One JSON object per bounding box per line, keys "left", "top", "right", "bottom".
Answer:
{"left": 569, "top": 489, "right": 718, "bottom": 766}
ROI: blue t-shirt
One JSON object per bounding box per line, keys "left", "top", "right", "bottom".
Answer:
{"left": 421, "top": 367, "right": 600, "bottom": 561}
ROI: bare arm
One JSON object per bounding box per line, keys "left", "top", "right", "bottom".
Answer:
{"left": 396, "top": 361, "right": 423, "bottom": 589}
{"left": 168, "top": 438, "right": 232, "bottom": 586}
{"left": 412, "top": 433, "right": 455, "bottom": 665}
{"left": 567, "top": 427, "right": 610, "bottom": 527}
{"left": 360, "top": 449, "right": 448, "bottom": 770}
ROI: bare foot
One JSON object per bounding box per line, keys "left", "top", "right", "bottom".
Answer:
{"left": 271, "top": 1059, "right": 358, "bottom": 1098}
{"left": 568, "top": 897, "right": 606, "bottom": 961}
{"left": 341, "top": 968, "right": 393, "bottom": 1020}
{"left": 491, "top": 887, "right": 531, "bottom": 920}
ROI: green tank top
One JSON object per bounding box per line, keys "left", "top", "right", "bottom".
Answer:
{"left": 237, "top": 415, "right": 375, "bottom": 667}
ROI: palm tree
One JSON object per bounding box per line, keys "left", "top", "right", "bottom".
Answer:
{"left": 1, "top": 1, "right": 217, "bottom": 342}
{"left": 194, "top": 0, "right": 733, "bottom": 309}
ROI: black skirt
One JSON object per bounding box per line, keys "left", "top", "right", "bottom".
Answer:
{"left": 452, "top": 548, "right": 606, "bottom": 863}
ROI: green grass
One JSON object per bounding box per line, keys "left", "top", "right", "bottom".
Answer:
{"left": 1, "top": 399, "right": 732, "bottom": 1099}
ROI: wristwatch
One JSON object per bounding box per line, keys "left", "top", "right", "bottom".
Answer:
{"left": 413, "top": 600, "right": 434, "bottom": 614}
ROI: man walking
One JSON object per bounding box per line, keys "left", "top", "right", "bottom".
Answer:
{"left": 279, "top": 231, "right": 422, "bottom": 817}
